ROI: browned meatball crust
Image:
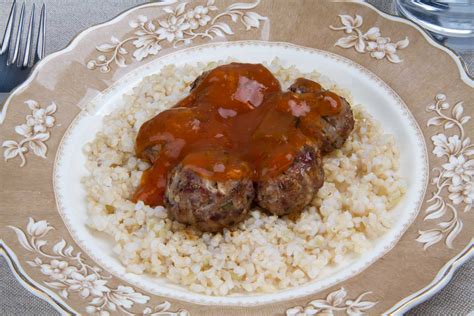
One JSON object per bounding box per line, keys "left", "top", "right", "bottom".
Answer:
{"left": 164, "top": 164, "right": 255, "bottom": 232}
{"left": 318, "top": 97, "right": 354, "bottom": 153}
{"left": 289, "top": 80, "right": 355, "bottom": 153}
{"left": 256, "top": 146, "right": 324, "bottom": 216}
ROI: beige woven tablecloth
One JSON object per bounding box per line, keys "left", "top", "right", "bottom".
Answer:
{"left": 0, "top": 0, "right": 472, "bottom": 315}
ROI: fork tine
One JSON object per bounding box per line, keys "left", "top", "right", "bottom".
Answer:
{"left": 20, "top": 3, "right": 35, "bottom": 68}
{"left": 34, "top": 4, "right": 46, "bottom": 63}
{"left": 1, "top": 0, "right": 17, "bottom": 55}
{"left": 8, "top": 2, "right": 25, "bottom": 66}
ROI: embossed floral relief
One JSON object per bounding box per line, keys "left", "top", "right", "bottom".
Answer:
{"left": 417, "top": 94, "right": 473, "bottom": 249}
{"left": 9, "top": 218, "right": 189, "bottom": 316}
{"left": 87, "top": 0, "right": 267, "bottom": 72}
{"left": 2, "top": 100, "right": 57, "bottom": 167}
{"left": 286, "top": 287, "right": 377, "bottom": 316}
{"left": 330, "top": 14, "right": 409, "bottom": 63}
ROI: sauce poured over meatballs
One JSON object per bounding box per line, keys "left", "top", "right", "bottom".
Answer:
{"left": 133, "top": 63, "right": 353, "bottom": 231}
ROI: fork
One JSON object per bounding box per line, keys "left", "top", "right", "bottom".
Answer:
{"left": 0, "top": 1, "right": 46, "bottom": 92}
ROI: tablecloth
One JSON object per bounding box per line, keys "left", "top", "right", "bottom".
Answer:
{"left": 0, "top": 0, "right": 472, "bottom": 315}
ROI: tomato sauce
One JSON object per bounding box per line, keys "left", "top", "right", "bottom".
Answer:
{"left": 133, "top": 63, "right": 342, "bottom": 206}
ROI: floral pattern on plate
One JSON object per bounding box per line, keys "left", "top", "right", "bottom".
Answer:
{"left": 330, "top": 14, "right": 409, "bottom": 63}
{"left": 87, "top": 0, "right": 266, "bottom": 73}
{"left": 8, "top": 218, "right": 189, "bottom": 316}
{"left": 417, "top": 94, "right": 473, "bottom": 249}
{"left": 2, "top": 100, "right": 57, "bottom": 167}
{"left": 286, "top": 287, "right": 377, "bottom": 316}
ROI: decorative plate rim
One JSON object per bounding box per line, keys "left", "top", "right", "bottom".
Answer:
{"left": 0, "top": 0, "right": 472, "bottom": 314}
{"left": 0, "top": 242, "right": 75, "bottom": 315}
{"left": 1, "top": 238, "right": 472, "bottom": 314}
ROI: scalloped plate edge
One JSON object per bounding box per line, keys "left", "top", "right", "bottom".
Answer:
{"left": 387, "top": 240, "right": 473, "bottom": 314}
{"left": 0, "top": 240, "right": 75, "bottom": 315}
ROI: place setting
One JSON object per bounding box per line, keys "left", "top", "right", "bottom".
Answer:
{"left": 0, "top": 1, "right": 472, "bottom": 315}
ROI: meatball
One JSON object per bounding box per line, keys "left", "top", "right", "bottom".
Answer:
{"left": 319, "top": 97, "right": 354, "bottom": 153}
{"left": 288, "top": 77, "right": 324, "bottom": 94}
{"left": 289, "top": 79, "right": 355, "bottom": 153}
{"left": 256, "top": 146, "right": 324, "bottom": 216}
{"left": 164, "top": 164, "right": 255, "bottom": 232}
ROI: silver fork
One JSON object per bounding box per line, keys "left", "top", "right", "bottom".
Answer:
{"left": 0, "top": 1, "right": 46, "bottom": 92}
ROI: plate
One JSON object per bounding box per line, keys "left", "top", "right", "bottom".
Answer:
{"left": 0, "top": 0, "right": 472, "bottom": 315}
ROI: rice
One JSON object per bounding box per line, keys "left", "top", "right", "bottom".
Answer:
{"left": 82, "top": 59, "right": 406, "bottom": 295}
